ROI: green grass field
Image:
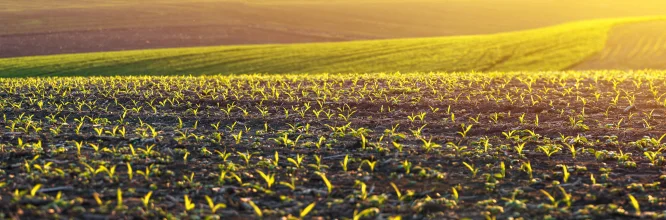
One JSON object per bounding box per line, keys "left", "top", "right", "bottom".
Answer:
{"left": 0, "top": 16, "right": 662, "bottom": 77}
{"left": 4, "top": 0, "right": 666, "bottom": 36}
{"left": 4, "top": 0, "right": 666, "bottom": 59}
{"left": 573, "top": 20, "right": 666, "bottom": 70}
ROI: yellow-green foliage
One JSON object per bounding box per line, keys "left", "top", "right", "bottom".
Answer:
{"left": 572, "top": 20, "right": 666, "bottom": 70}
{"left": 0, "top": 16, "right": 663, "bottom": 77}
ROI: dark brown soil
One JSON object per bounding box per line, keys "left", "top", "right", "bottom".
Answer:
{"left": 0, "top": 72, "right": 665, "bottom": 219}
{"left": 0, "top": 24, "right": 355, "bottom": 58}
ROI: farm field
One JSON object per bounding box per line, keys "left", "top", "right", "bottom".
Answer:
{"left": 572, "top": 20, "right": 666, "bottom": 70}
{"left": 2, "top": 71, "right": 666, "bottom": 219}
{"left": 3, "top": 0, "right": 666, "bottom": 219}
{"left": 1, "top": 16, "right": 665, "bottom": 77}
{"left": 3, "top": 0, "right": 666, "bottom": 58}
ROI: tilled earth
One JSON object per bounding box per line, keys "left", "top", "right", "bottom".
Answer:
{"left": 0, "top": 25, "right": 356, "bottom": 59}
{"left": 0, "top": 72, "right": 665, "bottom": 219}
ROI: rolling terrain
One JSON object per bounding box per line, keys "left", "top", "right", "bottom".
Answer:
{"left": 573, "top": 20, "right": 666, "bottom": 70}
{"left": 0, "top": 17, "right": 664, "bottom": 76}
{"left": 3, "top": 0, "right": 666, "bottom": 58}
{"left": 3, "top": 1, "right": 666, "bottom": 219}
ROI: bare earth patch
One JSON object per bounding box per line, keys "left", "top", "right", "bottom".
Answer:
{"left": 0, "top": 25, "right": 354, "bottom": 58}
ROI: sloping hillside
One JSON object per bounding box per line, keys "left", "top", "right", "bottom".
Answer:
{"left": 3, "top": 0, "right": 666, "bottom": 58}
{"left": 0, "top": 17, "right": 663, "bottom": 77}
{"left": 573, "top": 20, "right": 666, "bottom": 70}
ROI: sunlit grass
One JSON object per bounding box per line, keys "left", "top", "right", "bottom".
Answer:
{"left": 0, "top": 16, "right": 664, "bottom": 77}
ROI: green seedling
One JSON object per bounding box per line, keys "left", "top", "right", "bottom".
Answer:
{"left": 184, "top": 195, "right": 195, "bottom": 212}
{"left": 142, "top": 191, "right": 153, "bottom": 209}
{"left": 205, "top": 195, "right": 227, "bottom": 213}
{"left": 316, "top": 172, "right": 333, "bottom": 194}
{"left": 256, "top": 170, "right": 276, "bottom": 188}
{"left": 462, "top": 162, "right": 479, "bottom": 178}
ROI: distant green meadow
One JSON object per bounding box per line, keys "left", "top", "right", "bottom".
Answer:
{"left": 0, "top": 16, "right": 663, "bottom": 77}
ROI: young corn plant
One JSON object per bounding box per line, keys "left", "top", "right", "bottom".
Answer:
{"left": 644, "top": 150, "right": 663, "bottom": 166}
{"left": 628, "top": 194, "right": 641, "bottom": 216}
{"left": 514, "top": 142, "right": 526, "bottom": 157}
{"left": 521, "top": 161, "right": 533, "bottom": 179}
{"left": 237, "top": 151, "right": 252, "bottom": 166}
{"left": 74, "top": 141, "right": 84, "bottom": 156}
{"left": 563, "top": 143, "right": 577, "bottom": 159}
{"left": 287, "top": 154, "right": 305, "bottom": 169}
{"left": 256, "top": 170, "right": 276, "bottom": 189}
{"left": 136, "top": 164, "right": 154, "bottom": 181}
{"left": 116, "top": 188, "right": 125, "bottom": 210}
{"left": 271, "top": 133, "right": 300, "bottom": 148}
{"left": 272, "top": 151, "right": 280, "bottom": 167}
{"left": 296, "top": 202, "right": 317, "bottom": 220}
{"left": 126, "top": 162, "right": 133, "bottom": 181}
{"left": 279, "top": 177, "right": 297, "bottom": 191}
{"left": 232, "top": 130, "right": 243, "bottom": 144}
{"left": 358, "top": 160, "right": 377, "bottom": 172}
{"left": 402, "top": 160, "right": 413, "bottom": 174}
{"left": 307, "top": 155, "right": 329, "bottom": 171}
{"left": 420, "top": 138, "right": 441, "bottom": 153}
{"left": 184, "top": 195, "right": 196, "bottom": 213}
{"left": 539, "top": 189, "right": 560, "bottom": 207}
{"left": 205, "top": 195, "right": 227, "bottom": 214}
{"left": 409, "top": 124, "right": 427, "bottom": 139}
{"left": 537, "top": 145, "right": 561, "bottom": 159}
{"left": 561, "top": 165, "right": 570, "bottom": 183}
{"left": 340, "top": 154, "right": 350, "bottom": 172}
{"left": 462, "top": 162, "right": 479, "bottom": 178}
{"left": 391, "top": 141, "right": 404, "bottom": 153}
{"left": 247, "top": 200, "right": 263, "bottom": 218}
{"left": 355, "top": 180, "right": 369, "bottom": 200}
{"left": 499, "top": 161, "right": 506, "bottom": 179}
{"left": 215, "top": 150, "right": 232, "bottom": 161}
{"left": 316, "top": 172, "right": 333, "bottom": 195}
{"left": 457, "top": 123, "right": 472, "bottom": 138}
{"left": 389, "top": 182, "right": 404, "bottom": 201}
{"left": 141, "top": 191, "right": 153, "bottom": 209}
